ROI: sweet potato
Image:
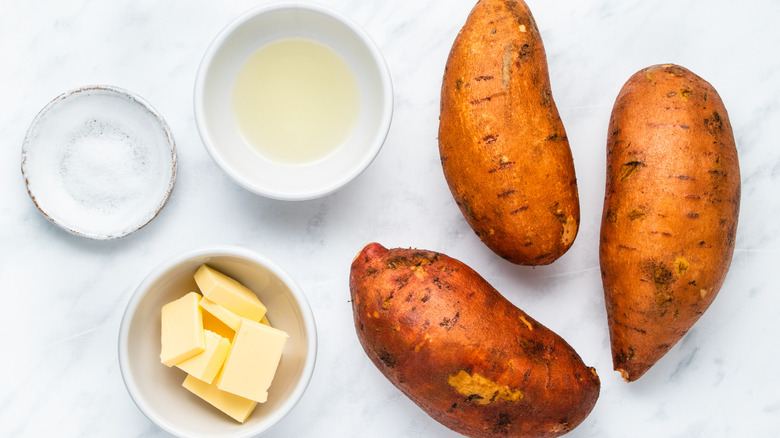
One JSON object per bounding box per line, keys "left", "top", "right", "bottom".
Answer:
{"left": 439, "top": 0, "right": 579, "bottom": 266}
{"left": 350, "top": 243, "right": 600, "bottom": 437}
{"left": 600, "top": 64, "right": 740, "bottom": 381}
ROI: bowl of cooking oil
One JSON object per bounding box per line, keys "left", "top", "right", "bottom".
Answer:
{"left": 194, "top": 2, "right": 393, "bottom": 201}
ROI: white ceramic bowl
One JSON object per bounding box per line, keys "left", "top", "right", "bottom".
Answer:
{"left": 22, "top": 85, "right": 176, "bottom": 239}
{"left": 119, "top": 246, "right": 317, "bottom": 438}
{"left": 194, "top": 2, "right": 393, "bottom": 200}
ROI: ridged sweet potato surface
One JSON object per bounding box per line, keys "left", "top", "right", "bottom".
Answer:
{"left": 350, "top": 243, "right": 599, "bottom": 437}
{"left": 600, "top": 64, "right": 740, "bottom": 382}
{"left": 439, "top": 0, "right": 579, "bottom": 266}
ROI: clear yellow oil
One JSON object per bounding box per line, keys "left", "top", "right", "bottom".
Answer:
{"left": 231, "top": 38, "right": 361, "bottom": 164}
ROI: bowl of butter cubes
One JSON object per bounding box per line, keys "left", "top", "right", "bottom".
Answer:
{"left": 119, "top": 246, "right": 317, "bottom": 437}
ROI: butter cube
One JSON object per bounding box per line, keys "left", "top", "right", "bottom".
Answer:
{"left": 176, "top": 330, "right": 230, "bottom": 384}
{"left": 160, "top": 292, "right": 206, "bottom": 366}
{"left": 182, "top": 374, "right": 257, "bottom": 423}
{"left": 194, "top": 265, "right": 267, "bottom": 321}
{"left": 217, "top": 318, "right": 289, "bottom": 403}
{"left": 200, "top": 298, "right": 242, "bottom": 331}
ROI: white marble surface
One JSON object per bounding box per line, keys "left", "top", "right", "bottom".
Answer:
{"left": 2, "top": 0, "right": 779, "bottom": 436}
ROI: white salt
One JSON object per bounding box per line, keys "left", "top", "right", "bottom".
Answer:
{"left": 58, "top": 118, "right": 154, "bottom": 215}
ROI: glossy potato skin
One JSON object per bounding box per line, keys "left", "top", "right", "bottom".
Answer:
{"left": 600, "top": 64, "right": 740, "bottom": 381}
{"left": 439, "top": 0, "right": 579, "bottom": 266}
{"left": 350, "top": 243, "right": 599, "bottom": 438}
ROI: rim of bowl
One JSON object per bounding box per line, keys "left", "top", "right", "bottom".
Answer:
{"left": 21, "top": 85, "right": 177, "bottom": 239}
{"left": 118, "top": 245, "right": 318, "bottom": 437}
{"left": 193, "top": 2, "right": 394, "bottom": 201}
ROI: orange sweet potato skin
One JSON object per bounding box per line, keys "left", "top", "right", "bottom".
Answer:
{"left": 350, "top": 243, "right": 599, "bottom": 438}
{"left": 600, "top": 64, "right": 740, "bottom": 382}
{"left": 439, "top": 0, "right": 579, "bottom": 266}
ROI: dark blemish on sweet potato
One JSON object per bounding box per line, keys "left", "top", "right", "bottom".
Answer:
{"left": 686, "top": 194, "right": 701, "bottom": 200}
{"left": 727, "top": 226, "right": 736, "bottom": 247}
{"left": 606, "top": 208, "right": 617, "bottom": 223}
{"left": 679, "top": 88, "right": 692, "bottom": 99}
{"left": 541, "top": 88, "right": 551, "bottom": 106}
{"left": 535, "top": 252, "right": 553, "bottom": 261}
{"left": 643, "top": 261, "right": 674, "bottom": 292}
{"left": 627, "top": 209, "right": 646, "bottom": 221}
{"left": 457, "top": 197, "right": 478, "bottom": 221}
{"left": 679, "top": 124, "right": 690, "bottom": 130}
{"left": 492, "top": 412, "right": 512, "bottom": 434}
{"left": 504, "top": 0, "right": 526, "bottom": 27}
{"left": 455, "top": 79, "right": 463, "bottom": 90}
{"left": 511, "top": 206, "right": 529, "bottom": 215}
{"left": 497, "top": 189, "right": 516, "bottom": 198}
{"left": 705, "top": 111, "right": 723, "bottom": 134}
{"left": 653, "top": 266, "right": 673, "bottom": 286}
{"left": 665, "top": 65, "right": 687, "bottom": 77}
{"left": 470, "top": 91, "right": 507, "bottom": 105}
{"left": 518, "top": 43, "right": 531, "bottom": 58}
{"left": 687, "top": 212, "right": 700, "bottom": 218}
{"left": 618, "top": 244, "right": 638, "bottom": 250}
{"left": 550, "top": 206, "right": 568, "bottom": 223}
{"left": 421, "top": 294, "right": 431, "bottom": 303}
{"left": 378, "top": 349, "right": 397, "bottom": 368}
{"left": 614, "top": 320, "right": 646, "bottom": 335}
{"left": 614, "top": 348, "right": 629, "bottom": 365}
{"left": 619, "top": 161, "right": 646, "bottom": 181}
{"left": 675, "top": 175, "right": 694, "bottom": 180}
{"left": 475, "top": 75, "right": 494, "bottom": 81}
{"left": 439, "top": 312, "right": 460, "bottom": 330}
{"left": 488, "top": 158, "right": 516, "bottom": 173}
{"left": 366, "top": 266, "right": 379, "bottom": 276}
{"left": 483, "top": 134, "right": 498, "bottom": 144}
{"left": 385, "top": 252, "right": 438, "bottom": 270}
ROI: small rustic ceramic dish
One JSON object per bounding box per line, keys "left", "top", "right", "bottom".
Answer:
{"left": 119, "top": 246, "right": 317, "bottom": 437}
{"left": 21, "top": 85, "right": 176, "bottom": 239}
{"left": 194, "top": 2, "right": 393, "bottom": 200}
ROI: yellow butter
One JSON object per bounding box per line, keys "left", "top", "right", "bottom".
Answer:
{"left": 182, "top": 374, "right": 257, "bottom": 423}
{"left": 176, "top": 330, "right": 230, "bottom": 384}
{"left": 200, "top": 297, "right": 243, "bottom": 330}
{"left": 217, "top": 318, "right": 289, "bottom": 403}
{"left": 260, "top": 315, "right": 270, "bottom": 326}
{"left": 202, "top": 308, "right": 235, "bottom": 341}
{"left": 194, "top": 265, "right": 267, "bottom": 321}
{"left": 160, "top": 292, "right": 206, "bottom": 367}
